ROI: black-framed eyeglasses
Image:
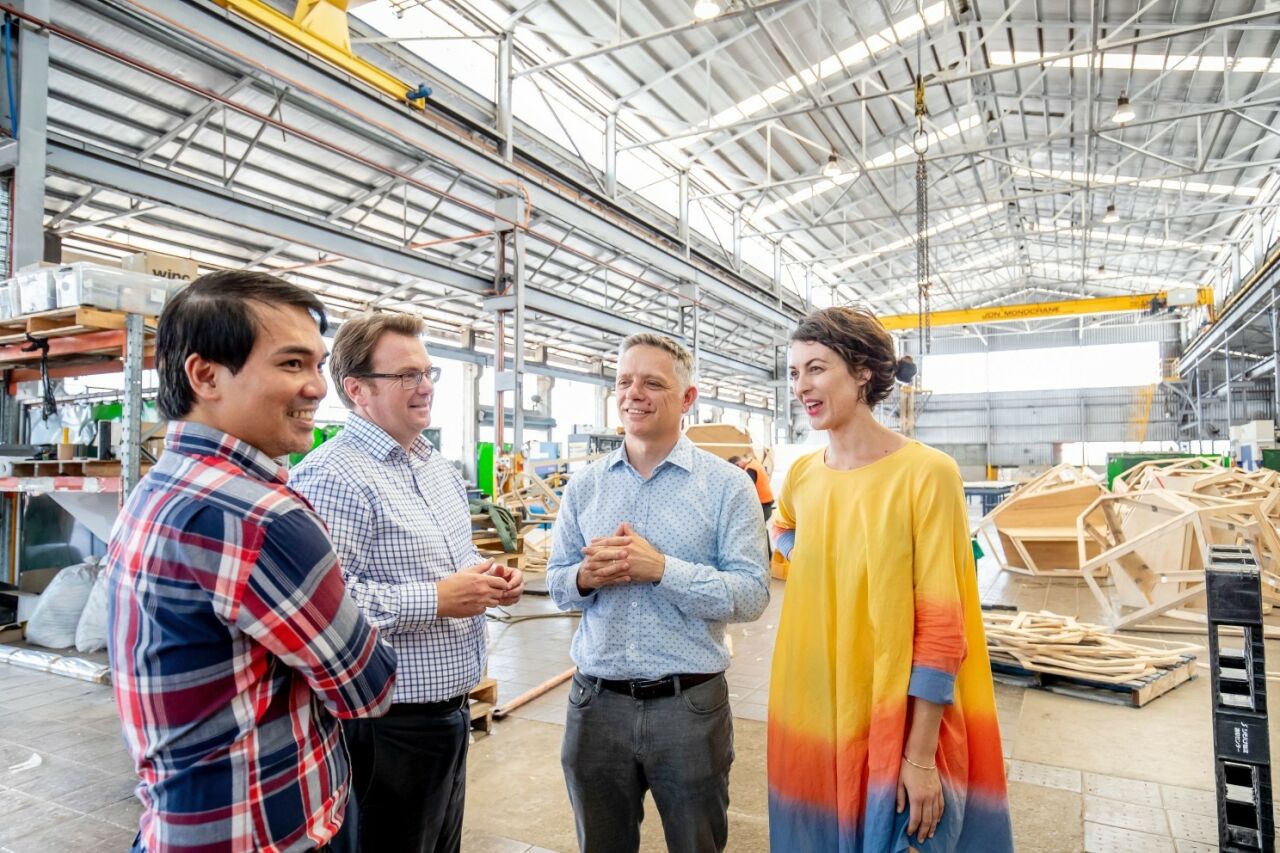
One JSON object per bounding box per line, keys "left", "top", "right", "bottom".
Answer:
{"left": 355, "top": 366, "right": 441, "bottom": 389}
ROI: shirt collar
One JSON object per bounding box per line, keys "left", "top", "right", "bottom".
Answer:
{"left": 343, "top": 412, "right": 433, "bottom": 462}
{"left": 165, "top": 421, "right": 288, "bottom": 486}
{"left": 606, "top": 434, "right": 695, "bottom": 475}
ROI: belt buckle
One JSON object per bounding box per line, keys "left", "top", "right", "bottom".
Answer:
{"left": 630, "top": 677, "right": 670, "bottom": 700}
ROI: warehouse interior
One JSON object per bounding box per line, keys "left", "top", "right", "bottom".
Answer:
{"left": 0, "top": 0, "right": 1279, "bottom": 851}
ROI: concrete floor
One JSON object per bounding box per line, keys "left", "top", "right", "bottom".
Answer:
{"left": 0, "top": 524, "right": 1272, "bottom": 853}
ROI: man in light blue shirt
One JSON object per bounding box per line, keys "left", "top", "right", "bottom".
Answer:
{"left": 547, "top": 332, "right": 769, "bottom": 853}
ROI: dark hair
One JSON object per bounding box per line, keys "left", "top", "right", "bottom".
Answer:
{"left": 789, "top": 306, "right": 908, "bottom": 408}
{"left": 156, "top": 271, "right": 328, "bottom": 420}
{"left": 727, "top": 455, "right": 742, "bottom": 464}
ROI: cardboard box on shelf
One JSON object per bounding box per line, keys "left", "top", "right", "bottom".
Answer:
{"left": 61, "top": 250, "right": 120, "bottom": 268}
{"left": 122, "top": 251, "right": 198, "bottom": 284}
{"left": 0, "top": 623, "right": 23, "bottom": 644}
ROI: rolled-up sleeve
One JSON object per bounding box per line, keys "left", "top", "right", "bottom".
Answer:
{"left": 907, "top": 461, "right": 970, "bottom": 706}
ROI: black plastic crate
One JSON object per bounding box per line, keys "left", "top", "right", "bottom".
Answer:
{"left": 1206, "top": 545, "right": 1275, "bottom": 853}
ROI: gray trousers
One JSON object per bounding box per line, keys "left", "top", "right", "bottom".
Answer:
{"left": 561, "top": 671, "right": 734, "bottom": 853}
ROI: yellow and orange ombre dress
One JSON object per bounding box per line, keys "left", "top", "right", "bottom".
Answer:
{"left": 767, "top": 442, "right": 1012, "bottom": 852}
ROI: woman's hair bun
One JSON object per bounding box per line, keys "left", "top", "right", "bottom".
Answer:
{"left": 894, "top": 355, "right": 917, "bottom": 384}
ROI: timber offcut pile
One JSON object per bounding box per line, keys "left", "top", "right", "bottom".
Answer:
{"left": 984, "top": 610, "right": 1200, "bottom": 706}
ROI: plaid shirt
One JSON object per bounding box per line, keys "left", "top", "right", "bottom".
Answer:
{"left": 105, "top": 422, "right": 397, "bottom": 853}
{"left": 290, "top": 414, "right": 486, "bottom": 703}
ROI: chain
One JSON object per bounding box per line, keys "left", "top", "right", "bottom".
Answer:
{"left": 913, "top": 73, "right": 931, "bottom": 383}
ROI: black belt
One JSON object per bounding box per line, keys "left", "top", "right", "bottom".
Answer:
{"left": 386, "top": 694, "right": 468, "bottom": 717}
{"left": 590, "top": 671, "right": 721, "bottom": 700}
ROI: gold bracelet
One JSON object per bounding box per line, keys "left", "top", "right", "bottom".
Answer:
{"left": 902, "top": 754, "right": 937, "bottom": 771}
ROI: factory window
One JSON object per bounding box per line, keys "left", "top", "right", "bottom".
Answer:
{"left": 922, "top": 342, "right": 1161, "bottom": 395}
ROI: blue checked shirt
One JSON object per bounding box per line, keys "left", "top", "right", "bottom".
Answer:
{"left": 547, "top": 436, "right": 770, "bottom": 679}
{"left": 290, "top": 414, "right": 486, "bottom": 703}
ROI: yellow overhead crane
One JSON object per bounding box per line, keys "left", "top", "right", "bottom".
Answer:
{"left": 213, "top": 0, "right": 431, "bottom": 107}
{"left": 878, "top": 288, "right": 1216, "bottom": 331}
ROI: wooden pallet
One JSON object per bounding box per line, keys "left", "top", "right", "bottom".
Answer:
{"left": 477, "top": 550, "right": 526, "bottom": 571}
{"left": 0, "top": 306, "right": 153, "bottom": 346}
{"left": 990, "top": 654, "right": 1197, "bottom": 707}
{"left": 469, "top": 677, "right": 498, "bottom": 733}
{"left": 2, "top": 459, "right": 152, "bottom": 477}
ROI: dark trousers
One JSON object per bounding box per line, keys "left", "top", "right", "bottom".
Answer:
{"left": 342, "top": 701, "right": 470, "bottom": 853}
{"left": 760, "top": 501, "right": 773, "bottom": 522}
{"left": 562, "top": 672, "right": 734, "bottom": 853}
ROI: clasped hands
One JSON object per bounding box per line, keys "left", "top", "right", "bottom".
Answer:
{"left": 437, "top": 559, "right": 524, "bottom": 618}
{"left": 576, "top": 522, "right": 666, "bottom": 593}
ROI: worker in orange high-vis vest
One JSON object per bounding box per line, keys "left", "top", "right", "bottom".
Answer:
{"left": 729, "top": 454, "right": 774, "bottom": 522}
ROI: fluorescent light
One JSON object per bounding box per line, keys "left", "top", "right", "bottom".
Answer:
{"left": 698, "top": 3, "right": 948, "bottom": 135}
{"left": 990, "top": 50, "right": 1280, "bottom": 74}
{"left": 1009, "top": 165, "right": 1258, "bottom": 199}
{"left": 822, "top": 151, "right": 842, "bottom": 178}
{"left": 1112, "top": 95, "right": 1135, "bottom": 124}
{"left": 1103, "top": 203, "right": 1119, "bottom": 224}
{"left": 693, "top": 0, "right": 722, "bottom": 20}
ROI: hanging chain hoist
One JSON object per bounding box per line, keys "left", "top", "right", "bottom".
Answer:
{"left": 913, "top": 73, "right": 931, "bottom": 377}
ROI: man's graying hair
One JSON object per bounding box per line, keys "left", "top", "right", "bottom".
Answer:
{"left": 618, "top": 333, "right": 695, "bottom": 389}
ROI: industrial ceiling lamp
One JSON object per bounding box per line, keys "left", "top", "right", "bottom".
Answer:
{"left": 822, "top": 150, "right": 842, "bottom": 178}
{"left": 1112, "top": 94, "right": 1136, "bottom": 124}
{"left": 693, "top": 0, "right": 723, "bottom": 20}
{"left": 1103, "top": 203, "right": 1120, "bottom": 224}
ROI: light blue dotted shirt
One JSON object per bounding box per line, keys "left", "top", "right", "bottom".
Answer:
{"left": 547, "top": 436, "right": 770, "bottom": 680}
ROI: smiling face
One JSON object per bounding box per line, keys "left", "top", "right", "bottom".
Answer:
{"left": 190, "top": 302, "right": 328, "bottom": 458}
{"left": 615, "top": 344, "right": 697, "bottom": 444}
{"left": 789, "top": 339, "right": 869, "bottom": 433}
{"left": 345, "top": 332, "right": 434, "bottom": 449}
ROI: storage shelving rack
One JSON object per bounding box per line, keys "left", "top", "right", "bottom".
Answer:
{"left": 0, "top": 305, "right": 151, "bottom": 584}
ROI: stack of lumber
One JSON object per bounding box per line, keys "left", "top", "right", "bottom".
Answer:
{"left": 983, "top": 610, "right": 1200, "bottom": 706}
{"left": 984, "top": 610, "right": 1199, "bottom": 682}
{"left": 974, "top": 464, "right": 1109, "bottom": 577}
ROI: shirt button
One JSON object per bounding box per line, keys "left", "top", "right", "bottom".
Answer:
{"left": 631, "top": 601, "right": 638, "bottom": 608}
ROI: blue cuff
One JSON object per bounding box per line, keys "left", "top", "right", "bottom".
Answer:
{"left": 775, "top": 530, "right": 796, "bottom": 560}
{"left": 908, "top": 665, "right": 955, "bottom": 705}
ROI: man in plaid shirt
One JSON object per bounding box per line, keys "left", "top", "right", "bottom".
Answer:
{"left": 106, "top": 272, "right": 397, "bottom": 853}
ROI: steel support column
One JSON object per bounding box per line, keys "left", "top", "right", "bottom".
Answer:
{"left": 605, "top": 113, "right": 617, "bottom": 198}
{"left": 11, "top": 0, "right": 49, "bottom": 270}
{"left": 679, "top": 282, "right": 700, "bottom": 380}
{"left": 497, "top": 34, "right": 514, "bottom": 162}
{"left": 732, "top": 208, "right": 742, "bottom": 271}
{"left": 678, "top": 170, "right": 689, "bottom": 254}
{"left": 511, "top": 228, "right": 526, "bottom": 449}
{"left": 774, "top": 344, "right": 790, "bottom": 444}
{"left": 1271, "top": 301, "right": 1279, "bottom": 423}
{"left": 122, "top": 313, "right": 145, "bottom": 496}
{"left": 1224, "top": 342, "right": 1234, "bottom": 439}
{"left": 459, "top": 338, "right": 479, "bottom": 482}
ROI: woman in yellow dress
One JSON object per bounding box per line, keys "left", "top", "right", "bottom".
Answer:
{"left": 767, "top": 307, "right": 1012, "bottom": 852}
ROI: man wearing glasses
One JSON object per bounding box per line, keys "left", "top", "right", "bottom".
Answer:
{"left": 291, "top": 312, "right": 523, "bottom": 852}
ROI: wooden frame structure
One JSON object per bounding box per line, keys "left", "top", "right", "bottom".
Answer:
{"left": 975, "top": 464, "right": 1109, "bottom": 577}
{"left": 1077, "top": 489, "right": 1280, "bottom": 632}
